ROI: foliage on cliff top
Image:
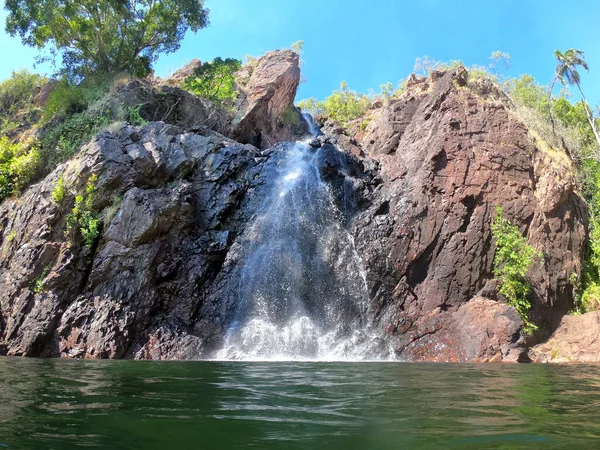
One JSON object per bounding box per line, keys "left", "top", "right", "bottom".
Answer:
{"left": 4, "top": 0, "right": 210, "bottom": 79}
{"left": 183, "top": 57, "right": 241, "bottom": 108}
{"left": 0, "top": 69, "right": 46, "bottom": 135}
{"left": 297, "top": 82, "right": 371, "bottom": 129}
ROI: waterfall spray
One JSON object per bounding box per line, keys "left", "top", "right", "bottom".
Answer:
{"left": 215, "top": 115, "right": 391, "bottom": 361}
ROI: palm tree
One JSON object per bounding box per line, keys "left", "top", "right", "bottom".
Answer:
{"left": 549, "top": 49, "right": 600, "bottom": 149}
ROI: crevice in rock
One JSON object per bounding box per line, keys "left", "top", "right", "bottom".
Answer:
{"left": 459, "top": 195, "right": 477, "bottom": 233}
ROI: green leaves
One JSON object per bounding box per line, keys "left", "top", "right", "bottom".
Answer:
{"left": 554, "top": 49, "right": 588, "bottom": 87}
{"left": 183, "top": 57, "right": 241, "bottom": 107}
{"left": 66, "top": 174, "right": 100, "bottom": 251}
{"left": 491, "top": 206, "right": 542, "bottom": 334}
{"left": 297, "top": 82, "right": 370, "bottom": 129}
{"left": 0, "top": 136, "right": 42, "bottom": 203}
{"left": 5, "top": 0, "right": 210, "bottom": 79}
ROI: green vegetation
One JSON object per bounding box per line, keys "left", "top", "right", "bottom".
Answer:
{"left": 6, "top": 230, "right": 16, "bottom": 242}
{"left": 5, "top": 0, "right": 210, "bottom": 79}
{"left": 290, "top": 40, "right": 304, "bottom": 54}
{"left": 183, "top": 58, "right": 242, "bottom": 107}
{"left": 29, "top": 265, "right": 50, "bottom": 293}
{"left": 491, "top": 206, "right": 542, "bottom": 334}
{"left": 0, "top": 69, "right": 46, "bottom": 134}
{"left": 52, "top": 175, "right": 67, "bottom": 204}
{"left": 125, "top": 105, "right": 147, "bottom": 126}
{"left": 42, "top": 110, "right": 112, "bottom": 167}
{"left": 297, "top": 81, "right": 370, "bottom": 129}
{"left": 550, "top": 50, "right": 600, "bottom": 149}
{"left": 0, "top": 136, "right": 42, "bottom": 202}
{"left": 502, "top": 49, "right": 600, "bottom": 312}
{"left": 66, "top": 174, "right": 100, "bottom": 250}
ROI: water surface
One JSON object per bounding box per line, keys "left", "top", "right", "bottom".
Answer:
{"left": 1, "top": 358, "right": 600, "bottom": 449}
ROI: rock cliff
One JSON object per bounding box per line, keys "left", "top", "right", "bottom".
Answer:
{"left": 323, "top": 68, "right": 587, "bottom": 361}
{"left": 0, "top": 57, "right": 588, "bottom": 361}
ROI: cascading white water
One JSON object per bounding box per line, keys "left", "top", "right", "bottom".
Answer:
{"left": 215, "top": 115, "right": 392, "bottom": 361}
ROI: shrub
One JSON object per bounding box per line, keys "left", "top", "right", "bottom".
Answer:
{"left": 0, "top": 69, "right": 46, "bottom": 133}
{"left": 0, "top": 136, "right": 42, "bottom": 202}
{"left": 66, "top": 174, "right": 101, "bottom": 250}
{"left": 41, "top": 110, "right": 111, "bottom": 167}
{"left": 491, "top": 206, "right": 542, "bottom": 333}
{"left": 125, "top": 105, "right": 147, "bottom": 126}
{"left": 29, "top": 265, "right": 50, "bottom": 294}
{"left": 581, "top": 282, "right": 600, "bottom": 312}
{"left": 183, "top": 58, "right": 242, "bottom": 107}
{"left": 43, "top": 76, "right": 113, "bottom": 121}
{"left": 52, "top": 175, "right": 66, "bottom": 203}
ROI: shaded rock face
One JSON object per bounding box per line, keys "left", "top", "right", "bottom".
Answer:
{"left": 529, "top": 312, "right": 600, "bottom": 363}
{"left": 230, "top": 50, "right": 308, "bottom": 149}
{"left": 342, "top": 68, "right": 586, "bottom": 361}
{"left": 0, "top": 65, "right": 587, "bottom": 362}
{"left": 0, "top": 123, "right": 264, "bottom": 358}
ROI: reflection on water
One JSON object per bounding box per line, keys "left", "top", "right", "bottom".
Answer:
{"left": 1, "top": 358, "right": 600, "bottom": 449}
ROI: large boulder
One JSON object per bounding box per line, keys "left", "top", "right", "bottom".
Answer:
{"left": 529, "top": 312, "right": 600, "bottom": 363}
{"left": 229, "top": 50, "right": 308, "bottom": 149}
{"left": 394, "top": 297, "right": 526, "bottom": 362}
{"left": 100, "top": 80, "right": 229, "bottom": 134}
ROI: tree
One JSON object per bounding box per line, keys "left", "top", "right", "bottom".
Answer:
{"left": 183, "top": 57, "right": 241, "bottom": 106}
{"left": 549, "top": 49, "right": 600, "bottom": 149}
{"left": 4, "top": 0, "right": 210, "bottom": 79}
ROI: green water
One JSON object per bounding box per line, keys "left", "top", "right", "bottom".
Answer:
{"left": 1, "top": 358, "right": 600, "bottom": 449}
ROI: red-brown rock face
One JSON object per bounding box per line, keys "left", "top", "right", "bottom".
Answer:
{"left": 230, "top": 50, "right": 307, "bottom": 149}
{"left": 345, "top": 68, "right": 587, "bottom": 361}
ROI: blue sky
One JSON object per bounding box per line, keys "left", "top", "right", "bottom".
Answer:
{"left": 1, "top": 0, "right": 599, "bottom": 105}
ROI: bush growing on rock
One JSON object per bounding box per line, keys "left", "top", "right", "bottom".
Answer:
{"left": 66, "top": 174, "right": 101, "bottom": 251}
{"left": 183, "top": 57, "right": 242, "bottom": 107}
{"left": 491, "top": 206, "right": 541, "bottom": 333}
{"left": 0, "top": 136, "right": 42, "bottom": 202}
{"left": 297, "top": 81, "right": 370, "bottom": 129}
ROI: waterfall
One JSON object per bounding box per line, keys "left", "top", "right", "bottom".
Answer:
{"left": 215, "top": 115, "right": 391, "bottom": 361}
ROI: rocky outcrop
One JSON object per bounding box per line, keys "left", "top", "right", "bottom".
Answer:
{"left": 529, "top": 312, "right": 600, "bottom": 363}
{"left": 0, "top": 122, "right": 262, "bottom": 357}
{"left": 393, "top": 297, "right": 526, "bottom": 362}
{"left": 230, "top": 50, "right": 307, "bottom": 149}
{"left": 163, "top": 59, "right": 202, "bottom": 84}
{"left": 334, "top": 68, "right": 586, "bottom": 361}
{"left": 0, "top": 62, "right": 588, "bottom": 362}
